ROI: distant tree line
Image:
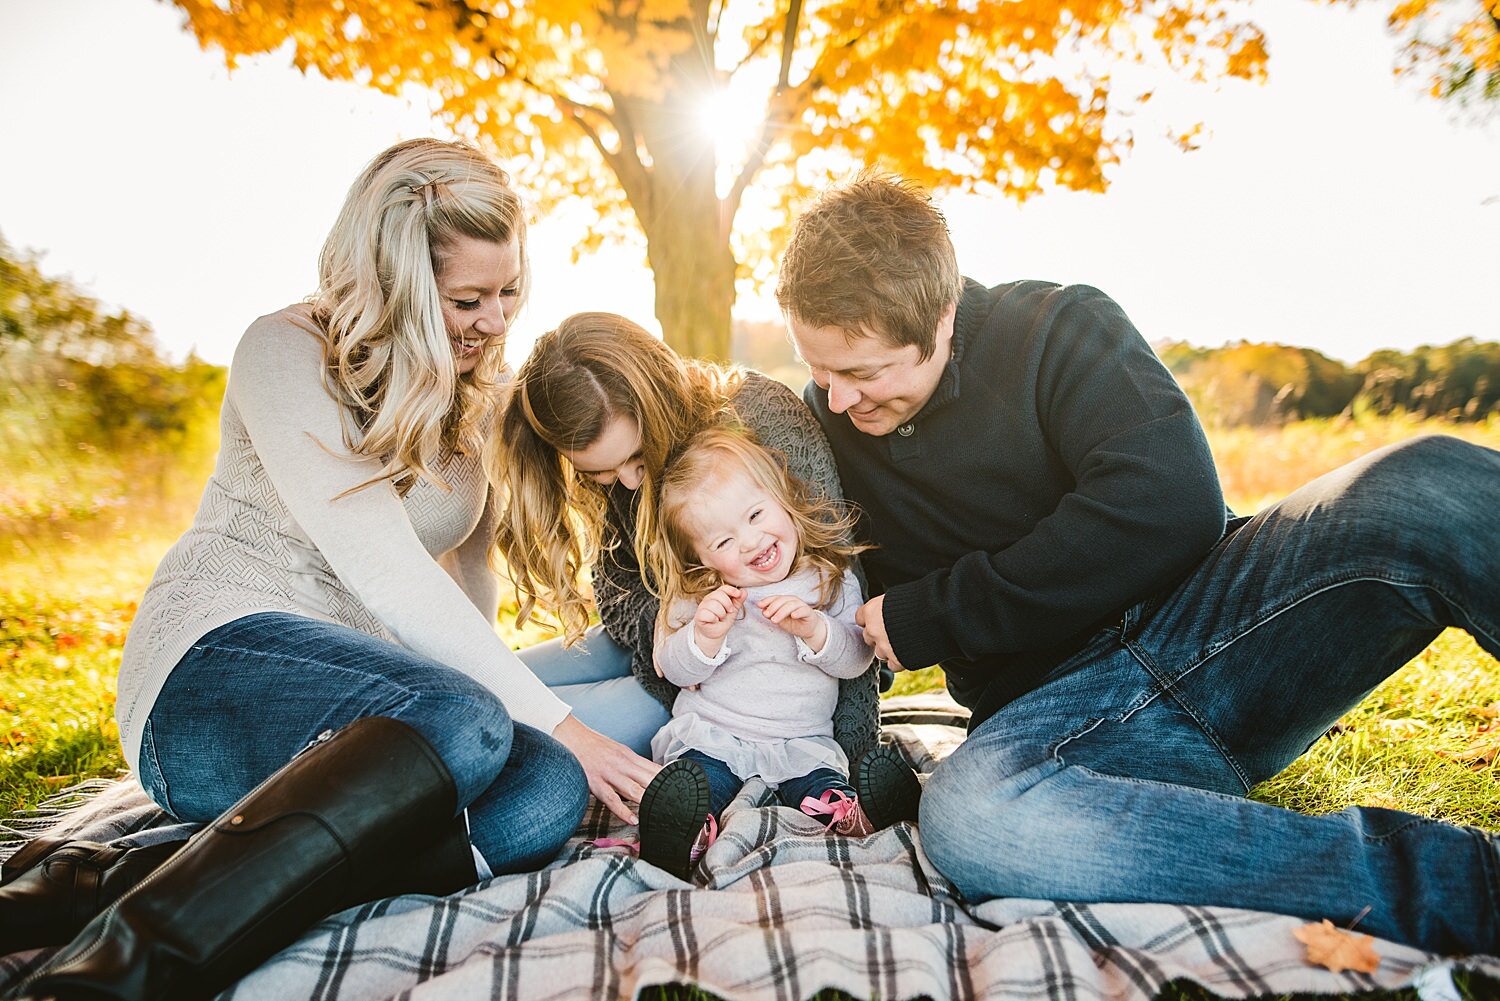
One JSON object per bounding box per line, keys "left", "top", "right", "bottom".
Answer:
{"left": 737, "top": 318, "right": 1500, "bottom": 428}
{"left": 1157, "top": 339, "right": 1500, "bottom": 426}
{"left": 4, "top": 231, "right": 1494, "bottom": 443}
{"left": 0, "top": 231, "right": 224, "bottom": 456}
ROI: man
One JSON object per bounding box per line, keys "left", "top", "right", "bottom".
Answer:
{"left": 775, "top": 171, "right": 1499, "bottom": 956}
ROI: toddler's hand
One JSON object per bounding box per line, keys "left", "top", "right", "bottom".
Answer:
{"left": 757, "top": 595, "right": 828, "bottom": 652}
{"left": 695, "top": 584, "right": 745, "bottom": 646}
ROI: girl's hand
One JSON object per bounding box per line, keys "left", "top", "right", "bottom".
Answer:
{"left": 694, "top": 584, "right": 745, "bottom": 651}
{"left": 552, "top": 714, "right": 661, "bottom": 825}
{"left": 757, "top": 595, "right": 828, "bottom": 652}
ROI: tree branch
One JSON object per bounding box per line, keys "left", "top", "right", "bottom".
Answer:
{"left": 513, "top": 69, "right": 648, "bottom": 205}
{"left": 777, "top": 0, "right": 802, "bottom": 90}
{"left": 722, "top": 1, "right": 806, "bottom": 227}
{"left": 730, "top": 31, "right": 777, "bottom": 76}
{"left": 707, "top": 0, "right": 726, "bottom": 46}
{"left": 602, "top": 88, "right": 655, "bottom": 223}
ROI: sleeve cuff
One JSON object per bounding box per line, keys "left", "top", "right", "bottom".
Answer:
{"left": 794, "top": 611, "right": 833, "bottom": 662}
{"left": 882, "top": 581, "right": 964, "bottom": 668}
{"left": 688, "top": 623, "right": 732, "bottom": 666}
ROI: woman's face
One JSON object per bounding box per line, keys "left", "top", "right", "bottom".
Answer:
{"left": 564, "top": 414, "right": 646, "bottom": 490}
{"left": 437, "top": 235, "right": 522, "bottom": 375}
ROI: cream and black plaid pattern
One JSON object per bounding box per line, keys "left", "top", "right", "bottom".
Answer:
{"left": 2, "top": 712, "right": 1494, "bottom": 1000}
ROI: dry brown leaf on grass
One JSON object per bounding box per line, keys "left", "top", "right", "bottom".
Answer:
{"left": 1293, "top": 919, "right": 1381, "bottom": 974}
{"left": 1439, "top": 733, "right": 1500, "bottom": 766}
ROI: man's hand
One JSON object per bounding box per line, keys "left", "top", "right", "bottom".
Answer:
{"left": 552, "top": 714, "right": 661, "bottom": 825}
{"left": 757, "top": 594, "right": 828, "bottom": 652}
{"left": 855, "top": 594, "right": 906, "bottom": 671}
{"left": 693, "top": 584, "right": 745, "bottom": 656}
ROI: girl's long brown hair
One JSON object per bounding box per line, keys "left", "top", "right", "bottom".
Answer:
{"left": 490, "top": 313, "right": 742, "bottom": 643}
{"left": 648, "top": 426, "right": 867, "bottom": 633}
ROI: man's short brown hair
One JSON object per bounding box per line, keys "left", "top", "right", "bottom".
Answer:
{"left": 776, "top": 170, "right": 963, "bottom": 362}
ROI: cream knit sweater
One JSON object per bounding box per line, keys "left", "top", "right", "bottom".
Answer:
{"left": 115, "top": 307, "right": 570, "bottom": 770}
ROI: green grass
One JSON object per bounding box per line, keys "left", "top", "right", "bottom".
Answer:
{"left": 2, "top": 539, "right": 148, "bottom": 814}
{"left": 3, "top": 414, "right": 1499, "bottom": 1001}
{"left": 1251, "top": 629, "right": 1500, "bottom": 827}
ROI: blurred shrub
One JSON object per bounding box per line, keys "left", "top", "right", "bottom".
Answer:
{"left": 1158, "top": 337, "right": 1500, "bottom": 426}
{"left": 0, "top": 231, "right": 225, "bottom": 535}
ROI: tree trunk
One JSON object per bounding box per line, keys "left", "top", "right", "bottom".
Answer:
{"left": 643, "top": 192, "right": 737, "bottom": 362}
{"left": 629, "top": 11, "right": 738, "bottom": 363}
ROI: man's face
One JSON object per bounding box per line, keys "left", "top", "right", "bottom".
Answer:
{"left": 787, "top": 306, "right": 954, "bottom": 437}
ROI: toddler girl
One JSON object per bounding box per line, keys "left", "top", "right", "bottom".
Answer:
{"left": 629, "top": 427, "right": 920, "bottom": 880}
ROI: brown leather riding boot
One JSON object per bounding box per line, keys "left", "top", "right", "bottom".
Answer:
{"left": 16, "top": 716, "right": 476, "bottom": 1001}
{"left": 0, "top": 837, "right": 183, "bottom": 954}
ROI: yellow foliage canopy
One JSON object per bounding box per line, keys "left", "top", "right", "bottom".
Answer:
{"left": 1335, "top": 0, "right": 1500, "bottom": 105}
{"left": 167, "top": 0, "right": 1270, "bottom": 356}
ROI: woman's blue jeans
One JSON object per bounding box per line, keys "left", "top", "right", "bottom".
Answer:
{"left": 518, "top": 625, "right": 671, "bottom": 757}
{"left": 919, "top": 435, "right": 1500, "bottom": 955}
{"left": 140, "top": 613, "right": 588, "bottom": 876}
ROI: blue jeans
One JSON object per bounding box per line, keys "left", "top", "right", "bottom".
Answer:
{"left": 139, "top": 613, "right": 588, "bottom": 876}
{"left": 678, "top": 749, "right": 854, "bottom": 819}
{"left": 920, "top": 436, "right": 1500, "bottom": 955}
{"left": 517, "top": 625, "right": 670, "bottom": 757}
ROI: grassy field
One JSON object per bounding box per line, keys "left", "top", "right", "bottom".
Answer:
{"left": 4, "top": 414, "right": 1499, "bottom": 818}
{"left": 2, "top": 414, "right": 1497, "bottom": 999}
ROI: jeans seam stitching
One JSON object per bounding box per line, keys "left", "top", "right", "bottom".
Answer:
{"left": 1478, "top": 829, "right": 1500, "bottom": 945}
{"left": 1067, "top": 763, "right": 1255, "bottom": 805}
{"left": 186, "top": 641, "right": 425, "bottom": 683}
{"left": 1123, "top": 641, "right": 1253, "bottom": 792}
{"left": 1359, "top": 815, "right": 1438, "bottom": 841}
{"left": 140, "top": 720, "right": 173, "bottom": 815}
{"left": 1178, "top": 573, "right": 1485, "bottom": 673}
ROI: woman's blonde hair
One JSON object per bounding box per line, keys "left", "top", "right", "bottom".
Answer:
{"left": 311, "top": 137, "right": 527, "bottom": 492}
{"left": 491, "top": 312, "right": 743, "bottom": 643}
{"left": 649, "top": 426, "right": 866, "bottom": 632}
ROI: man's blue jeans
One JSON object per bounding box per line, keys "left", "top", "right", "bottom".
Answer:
{"left": 920, "top": 436, "right": 1500, "bottom": 955}
{"left": 140, "top": 613, "right": 589, "bottom": 876}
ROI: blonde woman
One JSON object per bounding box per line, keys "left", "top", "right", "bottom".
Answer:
{"left": 493, "top": 313, "right": 881, "bottom": 811}
{"left": 14, "top": 140, "right": 613, "bottom": 1001}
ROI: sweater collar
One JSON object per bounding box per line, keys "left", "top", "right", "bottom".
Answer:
{"left": 909, "top": 278, "right": 981, "bottom": 422}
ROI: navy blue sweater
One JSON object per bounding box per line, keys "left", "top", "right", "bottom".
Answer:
{"left": 805, "top": 280, "right": 1227, "bottom": 726}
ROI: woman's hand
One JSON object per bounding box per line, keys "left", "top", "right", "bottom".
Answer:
{"left": 552, "top": 713, "right": 661, "bottom": 825}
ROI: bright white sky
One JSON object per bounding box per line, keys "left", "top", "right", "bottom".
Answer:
{"left": 0, "top": 0, "right": 1496, "bottom": 368}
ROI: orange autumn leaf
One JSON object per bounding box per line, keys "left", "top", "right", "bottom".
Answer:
{"left": 1293, "top": 919, "right": 1381, "bottom": 974}
{"left": 1329, "top": 0, "right": 1500, "bottom": 111}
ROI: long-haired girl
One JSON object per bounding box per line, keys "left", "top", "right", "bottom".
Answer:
{"left": 629, "top": 427, "right": 920, "bottom": 880}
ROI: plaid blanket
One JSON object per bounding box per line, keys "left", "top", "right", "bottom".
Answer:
{"left": 2, "top": 697, "right": 1495, "bottom": 1001}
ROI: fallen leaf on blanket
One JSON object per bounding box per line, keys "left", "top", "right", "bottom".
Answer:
{"left": 1293, "top": 920, "right": 1380, "bottom": 973}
